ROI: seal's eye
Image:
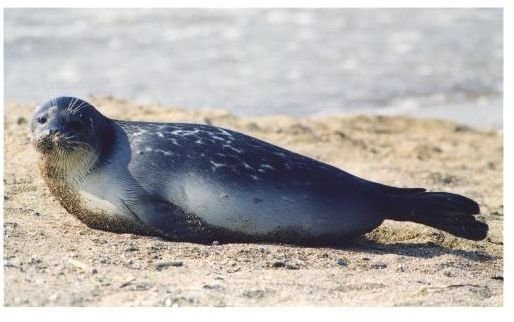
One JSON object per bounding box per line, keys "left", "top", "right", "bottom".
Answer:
{"left": 68, "top": 120, "right": 84, "bottom": 131}
{"left": 37, "top": 116, "right": 47, "bottom": 124}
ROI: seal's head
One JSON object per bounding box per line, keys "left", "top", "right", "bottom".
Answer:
{"left": 31, "top": 97, "right": 113, "bottom": 177}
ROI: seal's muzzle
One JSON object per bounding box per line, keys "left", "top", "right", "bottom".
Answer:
{"left": 33, "top": 131, "right": 78, "bottom": 154}
{"left": 35, "top": 134, "right": 55, "bottom": 153}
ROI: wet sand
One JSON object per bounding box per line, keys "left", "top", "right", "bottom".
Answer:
{"left": 3, "top": 97, "right": 503, "bottom": 306}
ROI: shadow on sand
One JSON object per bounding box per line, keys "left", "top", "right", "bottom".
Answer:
{"left": 344, "top": 237, "right": 497, "bottom": 262}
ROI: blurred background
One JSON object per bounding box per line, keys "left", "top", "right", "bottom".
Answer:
{"left": 4, "top": 8, "right": 502, "bottom": 129}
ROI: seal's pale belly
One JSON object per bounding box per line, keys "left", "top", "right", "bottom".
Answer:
{"left": 170, "top": 174, "right": 370, "bottom": 236}
{"left": 76, "top": 173, "right": 131, "bottom": 222}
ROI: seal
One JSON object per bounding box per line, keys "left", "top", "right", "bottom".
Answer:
{"left": 31, "top": 96, "right": 488, "bottom": 245}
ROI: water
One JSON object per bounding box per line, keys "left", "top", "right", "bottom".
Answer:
{"left": 4, "top": 8, "right": 503, "bottom": 129}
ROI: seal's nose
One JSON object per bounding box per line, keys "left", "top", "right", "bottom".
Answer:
{"left": 47, "top": 123, "right": 63, "bottom": 135}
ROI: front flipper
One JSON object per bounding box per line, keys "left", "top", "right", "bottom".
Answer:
{"left": 121, "top": 196, "right": 221, "bottom": 243}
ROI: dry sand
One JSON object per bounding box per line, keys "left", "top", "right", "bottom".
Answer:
{"left": 3, "top": 97, "right": 503, "bottom": 306}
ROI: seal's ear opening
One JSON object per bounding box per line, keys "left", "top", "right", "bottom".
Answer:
{"left": 385, "top": 191, "right": 487, "bottom": 241}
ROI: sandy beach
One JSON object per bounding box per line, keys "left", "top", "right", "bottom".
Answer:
{"left": 3, "top": 97, "right": 503, "bottom": 306}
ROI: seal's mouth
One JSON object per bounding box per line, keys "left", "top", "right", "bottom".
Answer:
{"left": 33, "top": 135, "right": 54, "bottom": 153}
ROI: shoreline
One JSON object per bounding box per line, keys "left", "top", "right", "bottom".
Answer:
{"left": 4, "top": 97, "right": 503, "bottom": 306}
{"left": 4, "top": 93, "right": 502, "bottom": 132}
